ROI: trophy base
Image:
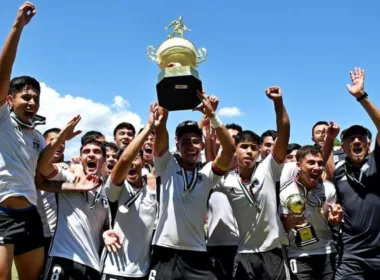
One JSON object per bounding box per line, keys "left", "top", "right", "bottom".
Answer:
{"left": 295, "top": 224, "right": 319, "bottom": 247}
{"left": 156, "top": 66, "right": 202, "bottom": 111}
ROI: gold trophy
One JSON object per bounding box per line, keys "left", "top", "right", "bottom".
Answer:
{"left": 285, "top": 194, "right": 319, "bottom": 247}
{"left": 146, "top": 16, "right": 207, "bottom": 111}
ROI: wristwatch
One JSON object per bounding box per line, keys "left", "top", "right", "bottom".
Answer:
{"left": 356, "top": 91, "right": 368, "bottom": 102}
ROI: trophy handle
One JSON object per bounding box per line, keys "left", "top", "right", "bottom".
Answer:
{"left": 146, "top": 46, "right": 158, "bottom": 62}
{"left": 197, "top": 47, "right": 207, "bottom": 65}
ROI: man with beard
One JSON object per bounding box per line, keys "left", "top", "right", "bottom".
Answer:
{"left": 149, "top": 91, "right": 235, "bottom": 280}
{"left": 114, "top": 122, "right": 136, "bottom": 148}
{"left": 0, "top": 3, "right": 47, "bottom": 279}
{"left": 220, "top": 86, "right": 290, "bottom": 280}
{"left": 280, "top": 145, "right": 343, "bottom": 280}
{"left": 103, "top": 142, "right": 118, "bottom": 178}
{"left": 334, "top": 68, "right": 380, "bottom": 280}
{"left": 36, "top": 128, "right": 64, "bottom": 263}
{"left": 101, "top": 103, "right": 160, "bottom": 280}
{"left": 37, "top": 116, "right": 109, "bottom": 280}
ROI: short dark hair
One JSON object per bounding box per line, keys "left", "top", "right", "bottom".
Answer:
{"left": 43, "top": 128, "right": 61, "bottom": 139}
{"left": 260, "top": 130, "right": 278, "bottom": 145}
{"left": 8, "top": 76, "right": 41, "bottom": 97}
{"left": 287, "top": 143, "right": 301, "bottom": 154}
{"left": 113, "top": 122, "right": 136, "bottom": 137}
{"left": 103, "top": 142, "right": 118, "bottom": 153}
{"left": 116, "top": 146, "right": 143, "bottom": 160}
{"left": 225, "top": 123, "right": 243, "bottom": 133}
{"left": 80, "top": 138, "right": 106, "bottom": 158}
{"left": 235, "top": 130, "right": 261, "bottom": 146}
{"left": 175, "top": 120, "right": 202, "bottom": 139}
{"left": 138, "top": 126, "right": 156, "bottom": 136}
{"left": 296, "top": 145, "right": 323, "bottom": 162}
{"left": 81, "top": 131, "right": 104, "bottom": 145}
{"left": 312, "top": 121, "right": 328, "bottom": 136}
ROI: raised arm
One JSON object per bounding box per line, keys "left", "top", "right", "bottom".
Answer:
{"left": 153, "top": 105, "right": 169, "bottom": 156}
{"left": 37, "top": 115, "right": 82, "bottom": 177}
{"left": 194, "top": 91, "right": 235, "bottom": 170}
{"left": 0, "top": 2, "right": 36, "bottom": 104}
{"left": 322, "top": 121, "right": 340, "bottom": 181}
{"left": 346, "top": 68, "right": 380, "bottom": 145}
{"left": 112, "top": 103, "right": 162, "bottom": 185}
{"left": 266, "top": 86, "right": 290, "bottom": 162}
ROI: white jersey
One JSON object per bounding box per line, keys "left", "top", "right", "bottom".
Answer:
{"left": 219, "top": 154, "right": 288, "bottom": 253}
{"left": 0, "top": 101, "right": 45, "bottom": 205}
{"left": 207, "top": 190, "right": 239, "bottom": 246}
{"left": 153, "top": 150, "right": 223, "bottom": 251}
{"left": 48, "top": 167, "right": 109, "bottom": 271}
{"left": 37, "top": 189, "right": 57, "bottom": 237}
{"left": 103, "top": 177, "right": 157, "bottom": 277}
{"left": 280, "top": 164, "right": 337, "bottom": 258}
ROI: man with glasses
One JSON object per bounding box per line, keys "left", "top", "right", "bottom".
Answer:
{"left": 280, "top": 145, "right": 343, "bottom": 280}
{"left": 334, "top": 68, "right": 380, "bottom": 280}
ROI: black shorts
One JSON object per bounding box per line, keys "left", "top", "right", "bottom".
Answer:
{"left": 43, "top": 237, "right": 53, "bottom": 264}
{"left": 0, "top": 205, "right": 44, "bottom": 256}
{"left": 149, "top": 245, "right": 217, "bottom": 280}
{"left": 207, "top": 245, "right": 237, "bottom": 280}
{"left": 288, "top": 253, "right": 335, "bottom": 280}
{"left": 335, "top": 254, "right": 380, "bottom": 280}
{"left": 233, "top": 247, "right": 290, "bottom": 280}
{"left": 102, "top": 274, "right": 147, "bottom": 280}
{"left": 43, "top": 256, "right": 101, "bottom": 280}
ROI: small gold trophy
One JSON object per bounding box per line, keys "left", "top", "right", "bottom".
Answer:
{"left": 146, "top": 16, "right": 207, "bottom": 111}
{"left": 286, "top": 194, "right": 319, "bottom": 247}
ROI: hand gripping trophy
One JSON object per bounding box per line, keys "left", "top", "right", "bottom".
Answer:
{"left": 146, "top": 16, "right": 207, "bottom": 111}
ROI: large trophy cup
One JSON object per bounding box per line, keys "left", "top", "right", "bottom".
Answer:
{"left": 286, "top": 194, "right": 319, "bottom": 247}
{"left": 146, "top": 16, "right": 207, "bottom": 111}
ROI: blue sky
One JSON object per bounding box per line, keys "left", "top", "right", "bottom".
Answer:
{"left": 1, "top": 0, "right": 380, "bottom": 153}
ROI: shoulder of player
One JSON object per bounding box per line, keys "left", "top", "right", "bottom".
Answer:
{"left": 320, "top": 180, "right": 336, "bottom": 193}
{"left": 279, "top": 179, "right": 298, "bottom": 200}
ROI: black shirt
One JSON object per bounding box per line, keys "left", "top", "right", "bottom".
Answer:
{"left": 334, "top": 142, "right": 380, "bottom": 257}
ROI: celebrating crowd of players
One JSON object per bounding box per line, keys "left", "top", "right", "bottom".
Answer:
{"left": 1, "top": 3, "right": 380, "bottom": 280}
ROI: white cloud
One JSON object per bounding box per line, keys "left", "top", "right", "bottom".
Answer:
{"left": 112, "top": 95, "right": 129, "bottom": 110}
{"left": 218, "top": 106, "right": 243, "bottom": 117}
{"left": 37, "top": 83, "right": 143, "bottom": 159}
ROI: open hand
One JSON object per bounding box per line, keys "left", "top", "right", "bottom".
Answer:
{"left": 103, "top": 230, "right": 122, "bottom": 252}
{"left": 346, "top": 67, "right": 365, "bottom": 98}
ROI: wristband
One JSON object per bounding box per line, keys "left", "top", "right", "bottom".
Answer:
{"left": 209, "top": 115, "right": 222, "bottom": 128}
{"left": 356, "top": 92, "right": 368, "bottom": 102}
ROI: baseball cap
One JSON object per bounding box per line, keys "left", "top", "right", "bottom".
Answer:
{"left": 340, "top": 125, "right": 371, "bottom": 141}
{"left": 175, "top": 120, "right": 202, "bottom": 139}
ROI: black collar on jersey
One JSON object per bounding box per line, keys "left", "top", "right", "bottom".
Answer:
{"left": 10, "top": 111, "right": 46, "bottom": 129}
{"left": 118, "top": 176, "right": 147, "bottom": 214}
{"left": 85, "top": 177, "right": 105, "bottom": 210}
{"left": 236, "top": 163, "right": 261, "bottom": 212}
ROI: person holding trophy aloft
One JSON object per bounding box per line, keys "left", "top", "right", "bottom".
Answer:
{"left": 280, "top": 145, "right": 343, "bottom": 280}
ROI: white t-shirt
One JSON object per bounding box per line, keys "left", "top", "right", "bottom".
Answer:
{"left": 0, "top": 101, "right": 45, "bottom": 205}
{"left": 218, "top": 154, "right": 288, "bottom": 253}
{"left": 280, "top": 164, "right": 337, "bottom": 258}
{"left": 207, "top": 190, "right": 239, "bottom": 246}
{"left": 153, "top": 150, "right": 223, "bottom": 251}
{"left": 48, "top": 167, "right": 109, "bottom": 271}
{"left": 103, "top": 177, "right": 157, "bottom": 277}
{"left": 37, "top": 189, "right": 57, "bottom": 237}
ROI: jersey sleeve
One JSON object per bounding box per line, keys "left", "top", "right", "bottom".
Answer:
{"left": 279, "top": 190, "right": 289, "bottom": 215}
{"left": 0, "top": 100, "right": 10, "bottom": 125}
{"left": 280, "top": 162, "right": 298, "bottom": 183}
{"left": 201, "top": 161, "right": 226, "bottom": 191}
{"left": 262, "top": 153, "right": 285, "bottom": 182}
{"left": 104, "top": 176, "right": 130, "bottom": 203}
{"left": 324, "top": 180, "right": 337, "bottom": 205}
{"left": 46, "top": 165, "right": 74, "bottom": 182}
{"left": 153, "top": 149, "right": 175, "bottom": 176}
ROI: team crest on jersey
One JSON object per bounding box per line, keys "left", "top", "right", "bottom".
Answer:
{"left": 150, "top": 193, "right": 156, "bottom": 201}
{"left": 32, "top": 136, "right": 41, "bottom": 151}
